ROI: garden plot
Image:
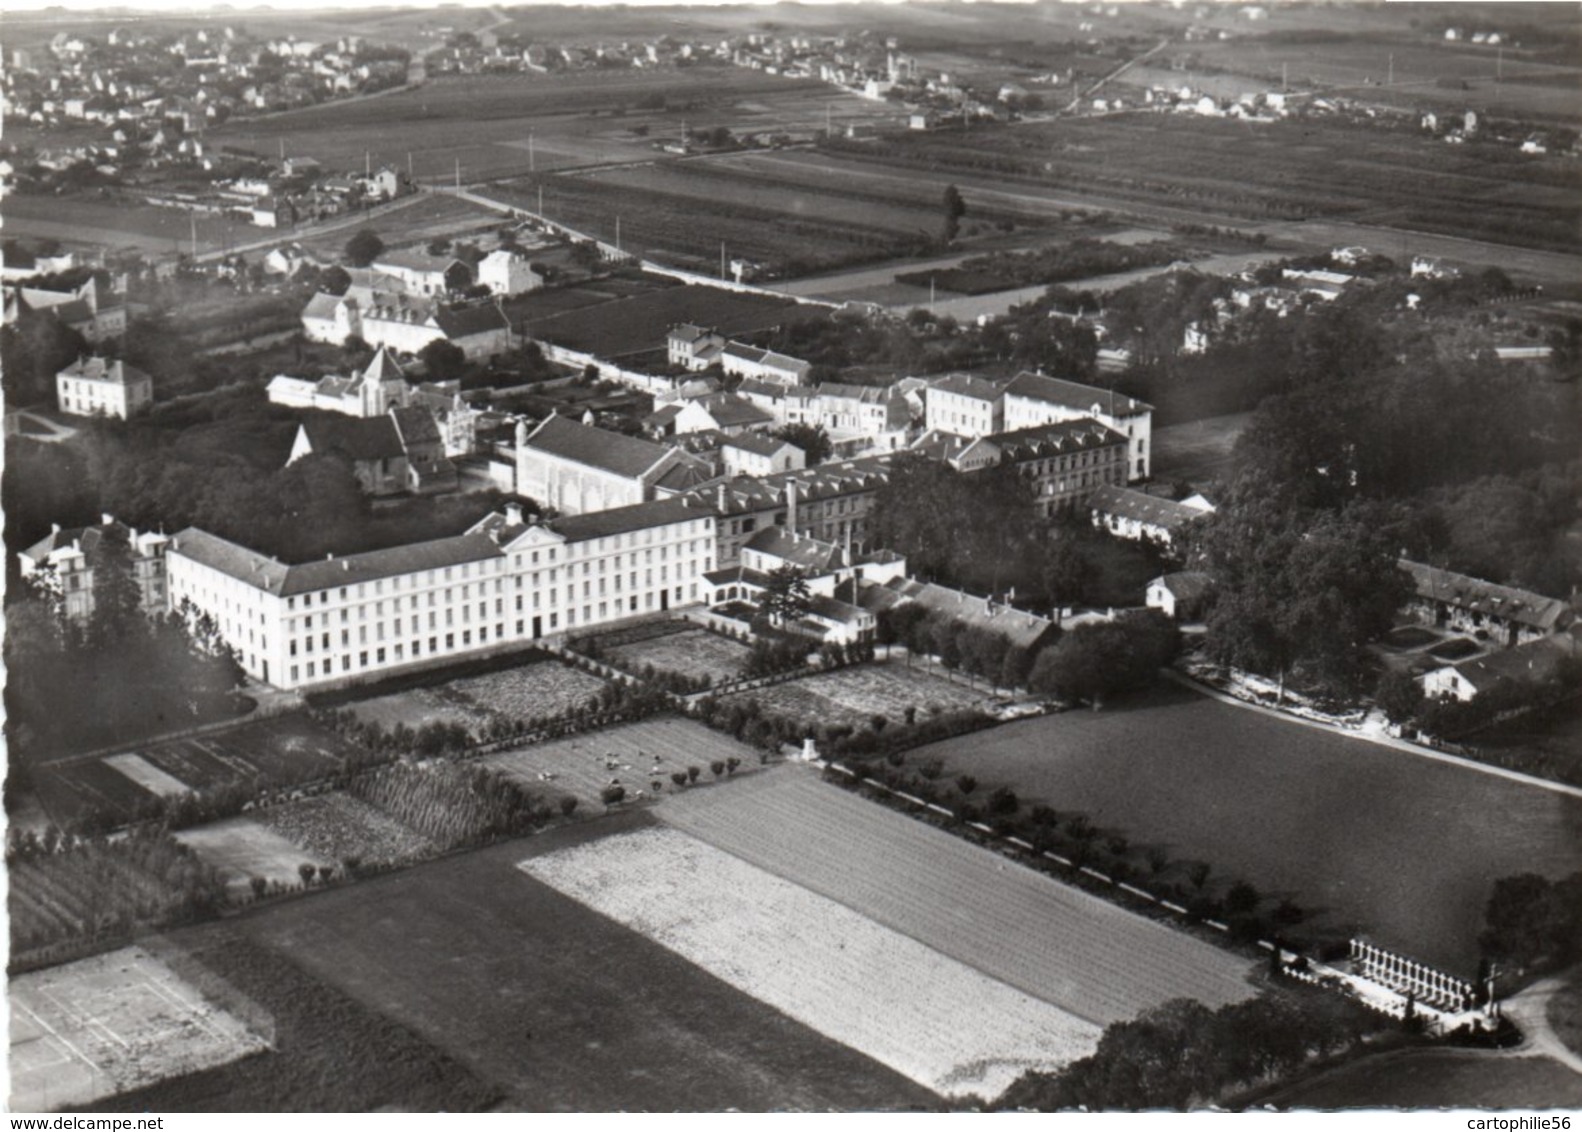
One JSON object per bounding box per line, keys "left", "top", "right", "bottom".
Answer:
{"left": 447, "top": 660, "right": 609, "bottom": 722}
{"left": 522, "top": 825, "right": 1102, "bottom": 1100}
{"left": 480, "top": 716, "right": 759, "bottom": 809}
{"left": 720, "top": 662, "right": 993, "bottom": 730}
{"left": 9, "top": 945, "right": 269, "bottom": 1113}
{"left": 252, "top": 792, "right": 436, "bottom": 868}
{"left": 606, "top": 627, "right": 753, "bottom": 684}
{"left": 344, "top": 685, "right": 493, "bottom": 733}
{"left": 663, "top": 767, "right": 1256, "bottom": 1026}
{"left": 175, "top": 818, "right": 334, "bottom": 897}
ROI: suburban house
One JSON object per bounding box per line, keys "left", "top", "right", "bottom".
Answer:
{"left": 1420, "top": 635, "right": 1577, "bottom": 703}
{"left": 5, "top": 275, "right": 128, "bottom": 342}
{"left": 1399, "top": 560, "right": 1573, "bottom": 648}
{"left": 924, "top": 373, "right": 1005, "bottom": 438}
{"left": 19, "top": 514, "right": 170, "bottom": 621}
{"left": 667, "top": 323, "right": 726, "bottom": 370}
{"left": 370, "top": 249, "right": 473, "bottom": 296}
{"left": 477, "top": 249, "right": 543, "bottom": 296}
{"left": 165, "top": 497, "right": 717, "bottom": 691}
{"left": 56, "top": 355, "right": 154, "bottom": 418}
{"left": 513, "top": 414, "right": 704, "bottom": 516}
{"left": 1146, "top": 571, "right": 1214, "bottom": 621}
{"left": 668, "top": 392, "right": 777, "bottom": 437}
{"left": 1002, "top": 371, "right": 1154, "bottom": 481}
{"left": 1089, "top": 486, "right": 1216, "bottom": 546}
{"left": 720, "top": 432, "right": 805, "bottom": 478}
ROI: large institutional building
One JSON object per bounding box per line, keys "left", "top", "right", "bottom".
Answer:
{"left": 165, "top": 499, "right": 717, "bottom": 691}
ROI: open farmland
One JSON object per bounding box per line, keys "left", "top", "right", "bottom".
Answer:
{"left": 9, "top": 946, "right": 270, "bottom": 1113}
{"left": 605, "top": 626, "right": 753, "bottom": 684}
{"left": 481, "top": 716, "right": 761, "bottom": 809}
{"left": 1265, "top": 1047, "right": 1582, "bottom": 1110}
{"left": 175, "top": 819, "right": 335, "bottom": 900}
{"left": 662, "top": 767, "right": 1255, "bottom": 1027}
{"left": 915, "top": 683, "right": 1582, "bottom": 973}
{"left": 525, "top": 823, "right": 1104, "bottom": 1099}
{"left": 150, "top": 813, "right": 937, "bottom": 1110}
{"left": 515, "top": 278, "right": 823, "bottom": 358}
{"left": 214, "top": 69, "right": 885, "bottom": 184}
{"left": 719, "top": 661, "right": 994, "bottom": 730}
{"left": 813, "top": 114, "right": 1582, "bottom": 257}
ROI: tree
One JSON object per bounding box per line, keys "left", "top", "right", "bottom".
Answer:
{"left": 1374, "top": 668, "right": 1426, "bottom": 727}
{"left": 419, "top": 339, "right": 467, "bottom": 381}
{"left": 298, "top": 862, "right": 317, "bottom": 886}
{"left": 344, "top": 228, "right": 385, "bottom": 267}
{"left": 600, "top": 784, "right": 625, "bottom": 806}
{"left": 773, "top": 422, "right": 833, "bottom": 466}
{"left": 942, "top": 184, "right": 966, "bottom": 244}
{"left": 1041, "top": 538, "right": 1096, "bottom": 607}
{"left": 760, "top": 565, "right": 812, "bottom": 627}
{"left": 1028, "top": 611, "right": 1179, "bottom": 707}
{"left": 1477, "top": 872, "right": 1582, "bottom": 971}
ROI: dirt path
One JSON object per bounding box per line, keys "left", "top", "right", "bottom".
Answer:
{"left": 1504, "top": 971, "right": 1582, "bottom": 1078}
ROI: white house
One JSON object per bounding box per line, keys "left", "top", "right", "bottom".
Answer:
{"left": 720, "top": 432, "right": 805, "bottom": 478}
{"left": 1145, "top": 571, "right": 1213, "bottom": 620}
{"left": 56, "top": 356, "right": 153, "bottom": 418}
{"left": 477, "top": 249, "right": 543, "bottom": 296}
{"left": 19, "top": 515, "right": 170, "bottom": 621}
{"left": 301, "top": 288, "right": 512, "bottom": 360}
{"left": 719, "top": 341, "right": 812, "bottom": 387}
{"left": 667, "top": 323, "right": 726, "bottom": 371}
{"left": 1089, "top": 486, "right": 1214, "bottom": 546}
{"left": 1421, "top": 636, "right": 1574, "bottom": 703}
{"left": 923, "top": 373, "right": 1005, "bottom": 438}
{"left": 369, "top": 249, "right": 472, "bottom": 297}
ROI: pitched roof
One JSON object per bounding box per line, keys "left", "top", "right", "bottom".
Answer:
{"left": 993, "top": 417, "right": 1127, "bottom": 460}
{"left": 361, "top": 345, "right": 405, "bottom": 383}
{"left": 389, "top": 405, "right": 440, "bottom": 448}
{"left": 301, "top": 291, "right": 343, "bottom": 322}
{"left": 723, "top": 432, "right": 794, "bottom": 458}
{"left": 524, "top": 414, "right": 675, "bottom": 479}
{"left": 1004, "top": 370, "right": 1152, "bottom": 416}
{"left": 299, "top": 415, "right": 404, "bottom": 461}
{"left": 698, "top": 392, "right": 774, "bottom": 428}
{"left": 930, "top": 372, "right": 1004, "bottom": 402}
{"left": 1400, "top": 560, "right": 1571, "bottom": 633}
{"left": 373, "top": 248, "right": 464, "bottom": 274}
{"left": 22, "top": 519, "right": 133, "bottom": 564}
{"left": 668, "top": 322, "right": 717, "bottom": 345}
{"left": 169, "top": 526, "right": 504, "bottom": 597}
{"left": 433, "top": 302, "right": 509, "bottom": 339}
{"left": 743, "top": 526, "right": 847, "bottom": 573}
{"left": 1152, "top": 571, "right": 1214, "bottom": 603}
{"left": 57, "top": 356, "right": 151, "bottom": 387}
{"left": 1089, "top": 484, "right": 1212, "bottom": 530}
{"left": 549, "top": 497, "right": 706, "bottom": 543}
{"left": 876, "top": 578, "right": 1055, "bottom": 651}
{"left": 1447, "top": 637, "right": 1573, "bottom": 693}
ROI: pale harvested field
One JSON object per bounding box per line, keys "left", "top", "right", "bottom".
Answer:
{"left": 175, "top": 818, "right": 334, "bottom": 897}
{"left": 522, "top": 825, "right": 1101, "bottom": 1099}
{"left": 661, "top": 767, "right": 1257, "bottom": 1026}
{"left": 720, "top": 662, "right": 993, "bottom": 729}
{"left": 480, "top": 716, "right": 761, "bottom": 809}
{"left": 607, "top": 628, "right": 752, "bottom": 684}
{"left": 9, "top": 946, "right": 268, "bottom": 1112}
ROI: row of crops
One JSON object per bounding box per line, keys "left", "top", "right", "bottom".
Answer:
{"left": 347, "top": 761, "right": 551, "bottom": 852}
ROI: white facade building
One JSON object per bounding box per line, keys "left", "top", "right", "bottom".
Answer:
{"left": 477, "top": 249, "right": 543, "bottom": 296}
{"left": 56, "top": 356, "right": 154, "bottom": 418}
{"left": 923, "top": 373, "right": 1005, "bottom": 438}
{"left": 1002, "top": 370, "right": 1153, "bottom": 481}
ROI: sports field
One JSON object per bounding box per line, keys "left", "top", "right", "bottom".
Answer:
{"left": 661, "top": 768, "right": 1256, "bottom": 1026}
{"left": 9, "top": 946, "right": 269, "bottom": 1113}
{"left": 916, "top": 683, "right": 1582, "bottom": 973}
{"left": 523, "top": 824, "right": 1103, "bottom": 1099}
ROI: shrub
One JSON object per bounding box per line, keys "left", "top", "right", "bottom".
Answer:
{"left": 601, "top": 784, "right": 626, "bottom": 806}
{"left": 671, "top": 771, "right": 688, "bottom": 788}
{"left": 956, "top": 774, "right": 978, "bottom": 796}
{"left": 560, "top": 796, "right": 579, "bottom": 817}
{"left": 298, "top": 862, "right": 316, "bottom": 886}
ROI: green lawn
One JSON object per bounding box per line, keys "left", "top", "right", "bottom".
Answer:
{"left": 912, "top": 683, "right": 1582, "bottom": 974}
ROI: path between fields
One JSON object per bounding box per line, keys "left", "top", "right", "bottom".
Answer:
{"left": 1503, "top": 971, "right": 1582, "bottom": 1078}
{"left": 1162, "top": 670, "right": 1582, "bottom": 801}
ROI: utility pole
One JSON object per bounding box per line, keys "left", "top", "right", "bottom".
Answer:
{"left": 408, "top": 151, "right": 414, "bottom": 178}
{"left": 365, "top": 149, "right": 371, "bottom": 176}
{"left": 826, "top": 102, "right": 832, "bottom": 137}
{"left": 189, "top": 212, "right": 198, "bottom": 258}
{"left": 1387, "top": 53, "right": 1394, "bottom": 86}
{"left": 615, "top": 214, "right": 621, "bottom": 254}
{"left": 1496, "top": 46, "right": 1503, "bottom": 84}
{"left": 1281, "top": 62, "right": 1287, "bottom": 93}
{"left": 454, "top": 156, "right": 460, "bottom": 191}
{"left": 538, "top": 184, "right": 544, "bottom": 216}
{"left": 528, "top": 129, "right": 534, "bottom": 172}
{"left": 720, "top": 241, "right": 726, "bottom": 280}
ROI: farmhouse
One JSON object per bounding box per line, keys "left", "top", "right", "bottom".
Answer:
{"left": 1146, "top": 571, "right": 1214, "bottom": 621}
{"left": 924, "top": 373, "right": 1005, "bottom": 438}
{"left": 1002, "top": 371, "right": 1153, "bottom": 481}
{"left": 668, "top": 323, "right": 727, "bottom": 371}
{"left": 514, "top": 413, "right": 703, "bottom": 517}
{"left": 1420, "top": 636, "right": 1577, "bottom": 703}
{"left": 19, "top": 514, "right": 170, "bottom": 621}
{"left": 165, "top": 497, "right": 717, "bottom": 691}
{"left": 56, "top": 355, "right": 153, "bottom": 419}
{"left": 1089, "top": 486, "right": 1215, "bottom": 546}
{"left": 1398, "top": 560, "right": 1572, "bottom": 648}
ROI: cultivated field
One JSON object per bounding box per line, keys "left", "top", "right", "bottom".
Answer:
{"left": 252, "top": 793, "right": 437, "bottom": 870}
{"left": 1266, "top": 1047, "right": 1582, "bottom": 1110}
{"left": 175, "top": 819, "right": 335, "bottom": 899}
{"left": 345, "top": 658, "right": 609, "bottom": 733}
{"left": 605, "top": 626, "right": 753, "bottom": 684}
{"left": 9, "top": 946, "right": 269, "bottom": 1113}
{"left": 917, "top": 683, "right": 1582, "bottom": 973}
{"left": 481, "top": 716, "right": 760, "bottom": 808}
{"left": 662, "top": 768, "right": 1255, "bottom": 1026}
{"left": 156, "top": 814, "right": 936, "bottom": 1110}
{"left": 719, "top": 662, "right": 994, "bottom": 729}
{"left": 524, "top": 823, "right": 1105, "bottom": 1099}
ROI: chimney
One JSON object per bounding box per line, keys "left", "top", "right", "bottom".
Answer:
{"left": 717, "top": 483, "right": 727, "bottom": 513}
{"left": 786, "top": 478, "right": 799, "bottom": 532}
{"left": 326, "top": 552, "right": 335, "bottom": 561}
{"left": 506, "top": 502, "right": 524, "bottom": 526}
{"left": 342, "top": 560, "right": 350, "bottom": 571}
{"left": 51, "top": 522, "right": 60, "bottom": 535}
{"left": 101, "top": 512, "right": 114, "bottom": 527}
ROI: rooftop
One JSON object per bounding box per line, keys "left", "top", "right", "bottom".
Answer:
{"left": 524, "top": 414, "right": 675, "bottom": 479}
{"left": 743, "top": 526, "right": 847, "bottom": 573}
{"left": 57, "top": 356, "right": 151, "bottom": 387}
{"left": 299, "top": 415, "right": 405, "bottom": 462}
{"left": 1400, "top": 560, "right": 1571, "bottom": 633}
{"left": 993, "top": 417, "right": 1128, "bottom": 460}
{"left": 1005, "top": 370, "right": 1152, "bottom": 416}
{"left": 549, "top": 496, "right": 708, "bottom": 543}
{"left": 1089, "top": 484, "right": 1214, "bottom": 530}
{"left": 930, "top": 372, "right": 1005, "bottom": 402}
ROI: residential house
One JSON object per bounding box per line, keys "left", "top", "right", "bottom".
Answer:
{"left": 720, "top": 432, "right": 804, "bottom": 478}
{"left": 669, "top": 392, "right": 776, "bottom": 437}
{"left": 1146, "top": 571, "right": 1214, "bottom": 621}
{"left": 477, "top": 249, "right": 543, "bottom": 296}
{"left": 19, "top": 515, "right": 170, "bottom": 621}
{"left": 56, "top": 356, "right": 153, "bottom": 418}
{"left": 370, "top": 249, "right": 473, "bottom": 296}
{"left": 860, "top": 576, "right": 1058, "bottom": 658}
{"left": 667, "top": 323, "right": 726, "bottom": 371}
{"left": 1001, "top": 370, "right": 1153, "bottom": 481}
{"left": 1420, "top": 635, "right": 1576, "bottom": 703}
{"left": 719, "top": 341, "right": 812, "bottom": 387}
{"left": 301, "top": 287, "right": 511, "bottom": 359}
